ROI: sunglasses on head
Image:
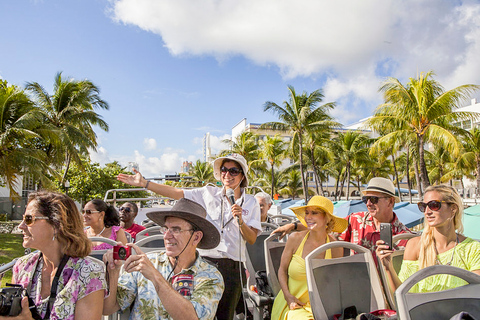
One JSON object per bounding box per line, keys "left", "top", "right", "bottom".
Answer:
{"left": 119, "top": 207, "right": 131, "bottom": 213}
{"left": 417, "top": 200, "right": 450, "bottom": 213}
{"left": 82, "top": 209, "right": 100, "bottom": 215}
{"left": 221, "top": 166, "right": 243, "bottom": 176}
{"left": 361, "top": 195, "right": 390, "bottom": 205}
{"left": 23, "top": 214, "right": 49, "bottom": 226}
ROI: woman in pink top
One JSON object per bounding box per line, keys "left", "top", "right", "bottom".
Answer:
{"left": 83, "top": 199, "right": 127, "bottom": 249}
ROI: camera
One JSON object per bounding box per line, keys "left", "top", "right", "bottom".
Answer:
{"left": 113, "top": 245, "right": 131, "bottom": 260}
{"left": 0, "top": 284, "right": 25, "bottom": 316}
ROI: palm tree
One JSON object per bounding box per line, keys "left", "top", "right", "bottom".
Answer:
{"left": 189, "top": 160, "right": 215, "bottom": 187}
{"left": 260, "top": 135, "right": 286, "bottom": 198}
{"left": 263, "top": 85, "right": 337, "bottom": 201}
{"left": 367, "top": 71, "right": 480, "bottom": 191}
{"left": 0, "top": 81, "right": 53, "bottom": 198}
{"left": 278, "top": 170, "right": 304, "bottom": 199}
{"left": 26, "top": 72, "right": 109, "bottom": 183}
{"left": 332, "top": 131, "right": 371, "bottom": 200}
{"left": 457, "top": 128, "right": 480, "bottom": 196}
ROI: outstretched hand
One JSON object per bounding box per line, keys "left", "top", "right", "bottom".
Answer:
{"left": 117, "top": 168, "right": 144, "bottom": 187}
{"left": 272, "top": 223, "right": 294, "bottom": 240}
{"left": 376, "top": 239, "right": 394, "bottom": 269}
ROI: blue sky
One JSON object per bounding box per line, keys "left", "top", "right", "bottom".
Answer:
{"left": 2, "top": 0, "right": 480, "bottom": 177}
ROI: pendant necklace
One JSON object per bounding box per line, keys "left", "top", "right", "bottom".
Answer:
{"left": 93, "top": 226, "right": 106, "bottom": 237}
{"left": 434, "top": 234, "right": 458, "bottom": 266}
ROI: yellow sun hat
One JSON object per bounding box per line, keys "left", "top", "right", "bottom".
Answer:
{"left": 290, "top": 196, "right": 348, "bottom": 233}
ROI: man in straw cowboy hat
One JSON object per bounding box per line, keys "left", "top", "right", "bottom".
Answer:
{"left": 117, "top": 153, "right": 261, "bottom": 320}
{"left": 103, "top": 198, "right": 224, "bottom": 320}
{"left": 272, "top": 177, "right": 411, "bottom": 260}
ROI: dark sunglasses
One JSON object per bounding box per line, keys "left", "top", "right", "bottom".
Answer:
{"left": 23, "top": 214, "right": 49, "bottom": 226}
{"left": 362, "top": 196, "right": 390, "bottom": 205}
{"left": 82, "top": 209, "right": 100, "bottom": 215}
{"left": 119, "top": 207, "right": 131, "bottom": 213}
{"left": 221, "top": 166, "right": 243, "bottom": 176}
{"left": 417, "top": 200, "right": 450, "bottom": 213}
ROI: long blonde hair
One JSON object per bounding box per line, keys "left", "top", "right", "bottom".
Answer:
{"left": 418, "top": 185, "right": 464, "bottom": 269}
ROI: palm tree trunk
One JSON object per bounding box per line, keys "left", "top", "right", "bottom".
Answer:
{"left": 391, "top": 152, "right": 402, "bottom": 202}
{"left": 62, "top": 153, "right": 71, "bottom": 185}
{"left": 413, "top": 156, "right": 423, "bottom": 198}
{"left": 418, "top": 135, "right": 430, "bottom": 191}
{"left": 346, "top": 165, "right": 351, "bottom": 201}
{"left": 334, "top": 171, "right": 341, "bottom": 201}
{"left": 270, "top": 162, "right": 275, "bottom": 199}
{"left": 298, "top": 137, "right": 309, "bottom": 201}
{"left": 406, "top": 146, "right": 413, "bottom": 202}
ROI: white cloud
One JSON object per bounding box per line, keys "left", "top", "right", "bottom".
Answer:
{"left": 90, "top": 147, "right": 110, "bottom": 166}
{"left": 143, "top": 138, "right": 157, "bottom": 151}
{"left": 109, "top": 0, "right": 480, "bottom": 112}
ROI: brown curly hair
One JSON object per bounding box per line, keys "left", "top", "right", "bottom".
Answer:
{"left": 28, "top": 191, "right": 91, "bottom": 258}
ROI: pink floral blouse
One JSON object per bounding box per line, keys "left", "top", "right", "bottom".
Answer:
{"left": 13, "top": 252, "right": 106, "bottom": 320}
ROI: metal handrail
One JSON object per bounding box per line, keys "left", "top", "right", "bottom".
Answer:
{"left": 0, "top": 258, "right": 18, "bottom": 276}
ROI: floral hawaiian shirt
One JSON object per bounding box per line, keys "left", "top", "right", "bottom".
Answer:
{"left": 116, "top": 251, "right": 224, "bottom": 320}
{"left": 13, "top": 252, "right": 106, "bottom": 320}
{"left": 339, "top": 211, "right": 411, "bottom": 260}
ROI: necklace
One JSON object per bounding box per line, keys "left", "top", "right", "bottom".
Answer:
{"left": 93, "top": 226, "right": 106, "bottom": 237}
{"left": 434, "top": 234, "right": 458, "bottom": 266}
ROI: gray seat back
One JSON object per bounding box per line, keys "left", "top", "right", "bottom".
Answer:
{"left": 305, "top": 242, "right": 386, "bottom": 319}
{"left": 378, "top": 233, "right": 420, "bottom": 309}
{"left": 89, "top": 237, "right": 118, "bottom": 261}
{"left": 395, "top": 265, "right": 480, "bottom": 320}
{"left": 136, "top": 226, "right": 163, "bottom": 241}
{"left": 135, "top": 234, "right": 165, "bottom": 253}
{"left": 264, "top": 233, "right": 286, "bottom": 296}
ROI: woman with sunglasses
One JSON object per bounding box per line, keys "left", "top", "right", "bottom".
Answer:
{"left": 117, "top": 153, "right": 261, "bottom": 320}
{"left": 3, "top": 191, "right": 106, "bottom": 320}
{"left": 377, "top": 185, "right": 480, "bottom": 294}
{"left": 83, "top": 199, "right": 128, "bottom": 250}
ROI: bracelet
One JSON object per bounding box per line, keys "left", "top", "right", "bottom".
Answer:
{"left": 293, "top": 221, "right": 298, "bottom": 230}
{"left": 239, "top": 220, "right": 244, "bottom": 227}
{"left": 144, "top": 180, "right": 150, "bottom": 189}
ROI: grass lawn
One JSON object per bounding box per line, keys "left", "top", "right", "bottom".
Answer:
{"left": 0, "top": 233, "right": 25, "bottom": 286}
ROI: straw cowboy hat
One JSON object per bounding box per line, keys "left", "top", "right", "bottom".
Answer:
{"left": 147, "top": 198, "right": 220, "bottom": 249}
{"left": 290, "top": 196, "right": 348, "bottom": 233}
{"left": 362, "top": 177, "right": 400, "bottom": 203}
{"left": 213, "top": 153, "right": 249, "bottom": 187}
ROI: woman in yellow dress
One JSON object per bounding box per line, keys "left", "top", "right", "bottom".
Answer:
{"left": 271, "top": 196, "right": 348, "bottom": 320}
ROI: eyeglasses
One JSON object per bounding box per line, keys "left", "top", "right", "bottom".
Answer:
{"left": 119, "top": 207, "right": 131, "bottom": 213}
{"left": 417, "top": 200, "right": 451, "bottom": 213}
{"left": 82, "top": 209, "right": 100, "bottom": 215}
{"left": 23, "top": 214, "right": 49, "bottom": 226}
{"left": 221, "top": 166, "right": 243, "bottom": 176}
{"left": 362, "top": 196, "right": 390, "bottom": 205}
{"left": 160, "top": 226, "right": 195, "bottom": 236}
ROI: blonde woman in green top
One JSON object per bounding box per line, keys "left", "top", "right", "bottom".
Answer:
{"left": 377, "top": 185, "right": 480, "bottom": 293}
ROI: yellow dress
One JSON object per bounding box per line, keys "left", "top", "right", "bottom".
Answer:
{"left": 271, "top": 232, "right": 331, "bottom": 320}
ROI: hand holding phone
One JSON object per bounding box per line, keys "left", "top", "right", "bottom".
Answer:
{"left": 380, "top": 223, "right": 392, "bottom": 250}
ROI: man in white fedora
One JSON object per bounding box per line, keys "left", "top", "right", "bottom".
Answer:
{"left": 103, "top": 198, "right": 224, "bottom": 320}
{"left": 272, "top": 177, "right": 411, "bottom": 259}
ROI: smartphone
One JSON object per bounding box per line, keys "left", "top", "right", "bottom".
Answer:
{"left": 380, "top": 223, "right": 392, "bottom": 250}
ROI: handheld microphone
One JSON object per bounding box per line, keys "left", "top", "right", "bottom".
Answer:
{"left": 226, "top": 188, "right": 239, "bottom": 222}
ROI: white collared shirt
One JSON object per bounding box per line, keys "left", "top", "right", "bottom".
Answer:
{"left": 183, "top": 186, "right": 261, "bottom": 262}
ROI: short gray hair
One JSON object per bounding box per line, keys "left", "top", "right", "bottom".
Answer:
{"left": 255, "top": 192, "right": 272, "bottom": 205}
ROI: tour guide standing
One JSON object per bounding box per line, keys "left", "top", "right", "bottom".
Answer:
{"left": 117, "top": 153, "right": 262, "bottom": 320}
{"left": 103, "top": 198, "right": 224, "bottom": 319}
